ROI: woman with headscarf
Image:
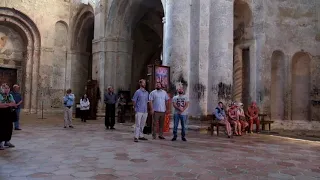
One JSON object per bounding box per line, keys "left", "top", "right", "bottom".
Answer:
{"left": 0, "top": 83, "right": 17, "bottom": 150}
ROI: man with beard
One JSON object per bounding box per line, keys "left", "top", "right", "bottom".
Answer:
{"left": 149, "top": 82, "right": 169, "bottom": 140}
{"left": 172, "top": 88, "right": 189, "bottom": 141}
{"left": 132, "top": 79, "right": 149, "bottom": 142}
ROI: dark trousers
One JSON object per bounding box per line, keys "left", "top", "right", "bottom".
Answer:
{"left": 105, "top": 104, "right": 115, "bottom": 128}
{"left": 80, "top": 110, "right": 89, "bottom": 121}
{"left": 0, "top": 108, "right": 13, "bottom": 142}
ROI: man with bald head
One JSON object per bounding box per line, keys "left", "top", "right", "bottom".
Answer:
{"left": 246, "top": 101, "right": 260, "bottom": 133}
{"left": 11, "top": 84, "right": 23, "bottom": 130}
{"left": 104, "top": 86, "right": 117, "bottom": 130}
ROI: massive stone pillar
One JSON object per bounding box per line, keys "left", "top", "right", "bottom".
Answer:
{"left": 104, "top": 39, "right": 133, "bottom": 92}
{"left": 207, "top": 0, "right": 233, "bottom": 112}
{"left": 24, "top": 48, "right": 33, "bottom": 112}
{"left": 163, "top": 0, "right": 190, "bottom": 96}
{"left": 91, "top": 0, "right": 107, "bottom": 116}
{"left": 31, "top": 49, "right": 40, "bottom": 113}
{"left": 92, "top": 38, "right": 106, "bottom": 116}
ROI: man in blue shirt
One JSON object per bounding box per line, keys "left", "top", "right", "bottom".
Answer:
{"left": 132, "top": 79, "right": 149, "bottom": 142}
{"left": 63, "top": 89, "right": 75, "bottom": 128}
{"left": 214, "top": 101, "right": 232, "bottom": 138}
{"left": 11, "top": 84, "right": 23, "bottom": 130}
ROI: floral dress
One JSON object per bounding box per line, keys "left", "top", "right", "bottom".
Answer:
{"left": 0, "top": 93, "right": 15, "bottom": 142}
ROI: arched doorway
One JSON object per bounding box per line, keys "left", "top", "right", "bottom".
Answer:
{"left": 105, "top": 0, "right": 164, "bottom": 94}
{"left": 233, "top": 0, "right": 253, "bottom": 109}
{"left": 71, "top": 5, "right": 94, "bottom": 102}
{"left": 0, "top": 7, "right": 41, "bottom": 113}
{"left": 270, "top": 50, "right": 285, "bottom": 120}
{"left": 292, "top": 52, "right": 311, "bottom": 120}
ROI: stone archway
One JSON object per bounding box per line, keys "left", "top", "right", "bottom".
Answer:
{"left": 105, "top": 0, "right": 164, "bottom": 94}
{"left": 233, "top": 0, "right": 253, "bottom": 109}
{"left": 270, "top": 50, "right": 285, "bottom": 120}
{"left": 70, "top": 5, "right": 94, "bottom": 102}
{"left": 292, "top": 52, "right": 311, "bottom": 121}
{"left": 0, "top": 7, "right": 41, "bottom": 113}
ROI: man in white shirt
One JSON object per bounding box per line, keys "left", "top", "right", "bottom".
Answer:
{"left": 172, "top": 88, "right": 189, "bottom": 141}
{"left": 149, "top": 83, "right": 169, "bottom": 140}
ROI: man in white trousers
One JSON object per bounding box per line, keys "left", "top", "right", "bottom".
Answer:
{"left": 132, "top": 79, "right": 149, "bottom": 142}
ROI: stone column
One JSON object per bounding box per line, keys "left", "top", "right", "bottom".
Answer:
{"left": 104, "top": 39, "right": 133, "bottom": 92}
{"left": 163, "top": 0, "right": 191, "bottom": 95}
{"left": 23, "top": 47, "right": 33, "bottom": 112}
{"left": 207, "top": 0, "right": 233, "bottom": 112}
{"left": 92, "top": 38, "right": 106, "bottom": 116}
{"left": 31, "top": 48, "right": 40, "bottom": 113}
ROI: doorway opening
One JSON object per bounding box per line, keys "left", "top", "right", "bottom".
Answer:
{"left": 233, "top": 0, "right": 253, "bottom": 107}
{"left": 71, "top": 5, "right": 94, "bottom": 102}
{"left": 127, "top": 0, "right": 164, "bottom": 94}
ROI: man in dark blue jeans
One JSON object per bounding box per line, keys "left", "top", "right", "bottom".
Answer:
{"left": 171, "top": 88, "right": 189, "bottom": 141}
{"left": 11, "top": 84, "right": 23, "bottom": 130}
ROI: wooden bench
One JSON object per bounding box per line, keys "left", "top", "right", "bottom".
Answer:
{"left": 203, "top": 115, "right": 226, "bottom": 136}
{"left": 258, "top": 113, "right": 274, "bottom": 131}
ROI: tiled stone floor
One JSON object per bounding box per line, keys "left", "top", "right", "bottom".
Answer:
{"left": 0, "top": 115, "right": 320, "bottom": 180}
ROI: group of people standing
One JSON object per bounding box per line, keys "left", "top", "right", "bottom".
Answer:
{"left": 0, "top": 83, "right": 23, "bottom": 150}
{"left": 215, "top": 101, "right": 260, "bottom": 138}
{"left": 63, "top": 89, "right": 91, "bottom": 128}
{"left": 130, "top": 79, "right": 189, "bottom": 142}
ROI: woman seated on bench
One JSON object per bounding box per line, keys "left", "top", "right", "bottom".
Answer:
{"left": 228, "top": 102, "right": 242, "bottom": 136}
{"left": 214, "top": 102, "right": 232, "bottom": 138}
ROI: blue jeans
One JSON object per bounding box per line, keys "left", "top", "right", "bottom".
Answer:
{"left": 173, "top": 114, "right": 187, "bottom": 138}
{"left": 14, "top": 108, "right": 21, "bottom": 129}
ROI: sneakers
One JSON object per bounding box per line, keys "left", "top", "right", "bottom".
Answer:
{"left": 14, "top": 128, "right": 22, "bottom": 130}
{"left": 172, "top": 137, "right": 187, "bottom": 141}
{"left": 134, "top": 138, "right": 138, "bottom": 142}
{"left": 138, "top": 137, "right": 148, "bottom": 141}
{"left": 158, "top": 136, "right": 165, "bottom": 140}
{"left": 69, "top": 125, "right": 74, "bottom": 128}
{"left": 4, "top": 142, "right": 15, "bottom": 148}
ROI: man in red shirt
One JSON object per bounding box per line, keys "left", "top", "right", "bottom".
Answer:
{"left": 246, "top": 102, "right": 260, "bottom": 133}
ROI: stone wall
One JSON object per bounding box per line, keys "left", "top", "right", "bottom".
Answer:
{"left": 260, "top": 0, "right": 320, "bottom": 129}
{"left": 0, "top": 0, "right": 94, "bottom": 113}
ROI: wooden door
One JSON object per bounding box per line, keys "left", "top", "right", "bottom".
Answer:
{"left": 86, "top": 80, "right": 98, "bottom": 120}
{"left": 0, "top": 67, "right": 17, "bottom": 89}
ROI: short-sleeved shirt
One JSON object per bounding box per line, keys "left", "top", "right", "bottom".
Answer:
{"left": 172, "top": 95, "right": 189, "bottom": 115}
{"left": 132, "top": 88, "right": 149, "bottom": 113}
{"left": 149, "top": 89, "right": 169, "bottom": 113}
{"left": 0, "top": 94, "right": 15, "bottom": 103}
{"left": 10, "top": 91, "right": 22, "bottom": 109}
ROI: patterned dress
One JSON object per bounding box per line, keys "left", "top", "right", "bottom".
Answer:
{"left": 0, "top": 93, "right": 15, "bottom": 142}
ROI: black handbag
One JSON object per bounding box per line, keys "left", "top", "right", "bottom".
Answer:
{"left": 143, "top": 126, "right": 152, "bottom": 135}
{"left": 10, "top": 108, "right": 17, "bottom": 122}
